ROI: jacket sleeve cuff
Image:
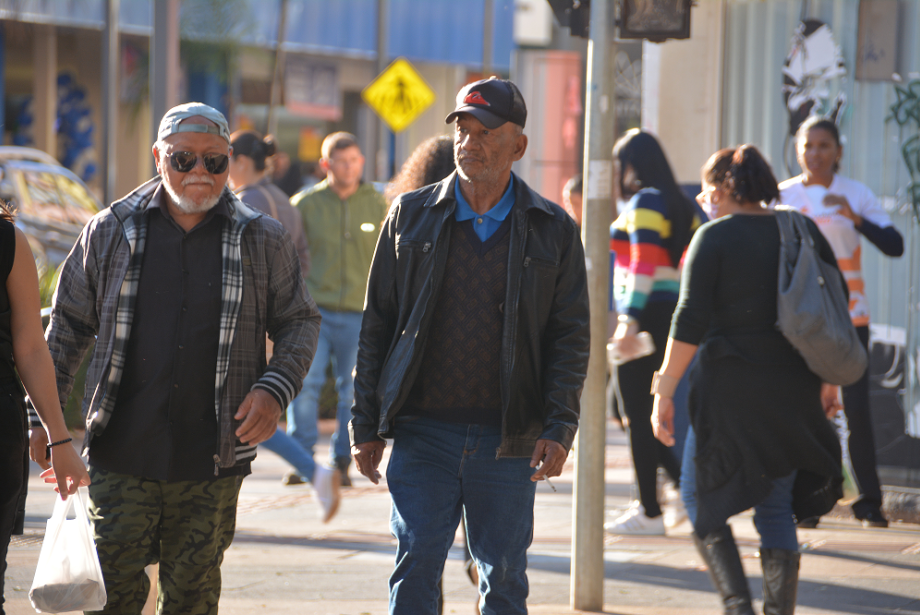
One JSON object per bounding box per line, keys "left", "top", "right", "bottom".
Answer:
{"left": 252, "top": 369, "right": 297, "bottom": 411}
{"left": 26, "top": 398, "right": 43, "bottom": 429}
{"left": 350, "top": 420, "right": 384, "bottom": 445}
{"left": 539, "top": 422, "right": 577, "bottom": 452}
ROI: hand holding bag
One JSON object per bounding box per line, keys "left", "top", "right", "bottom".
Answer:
{"left": 775, "top": 207, "right": 867, "bottom": 385}
{"left": 29, "top": 487, "right": 107, "bottom": 613}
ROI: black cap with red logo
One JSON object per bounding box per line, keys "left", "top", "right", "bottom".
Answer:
{"left": 445, "top": 77, "right": 527, "bottom": 129}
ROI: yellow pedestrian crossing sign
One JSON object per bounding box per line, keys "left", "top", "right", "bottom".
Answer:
{"left": 362, "top": 58, "right": 436, "bottom": 132}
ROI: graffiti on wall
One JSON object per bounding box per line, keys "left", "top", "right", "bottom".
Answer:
{"left": 782, "top": 19, "right": 847, "bottom": 176}
{"left": 888, "top": 80, "right": 920, "bottom": 218}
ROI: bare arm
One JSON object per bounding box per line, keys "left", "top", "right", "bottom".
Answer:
{"left": 650, "top": 338, "right": 698, "bottom": 446}
{"left": 9, "top": 227, "right": 88, "bottom": 497}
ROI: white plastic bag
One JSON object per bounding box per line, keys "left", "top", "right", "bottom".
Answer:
{"left": 29, "top": 487, "right": 107, "bottom": 613}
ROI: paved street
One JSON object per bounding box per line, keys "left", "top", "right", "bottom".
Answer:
{"left": 6, "top": 420, "right": 920, "bottom": 615}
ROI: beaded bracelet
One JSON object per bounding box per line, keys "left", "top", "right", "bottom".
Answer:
{"left": 45, "top": 437, "right": 73, "bottom": 459}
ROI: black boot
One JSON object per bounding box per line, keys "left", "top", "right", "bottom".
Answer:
{"left": 693, "top": 526, "right": 755, "bottom": 615}
{"left": 761, "top": 548, "right": 800, "bottom": 615}
{"left": 335, "top": 457, "right": 352, "bottom": 487}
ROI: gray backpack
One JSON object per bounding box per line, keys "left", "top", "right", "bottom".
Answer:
{"left": 775, "top": 206, "right": 868, "bottom": 385}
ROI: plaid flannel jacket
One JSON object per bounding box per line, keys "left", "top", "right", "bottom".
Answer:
{"left": 44, "top": 177, "right": 320, "bottom": 470}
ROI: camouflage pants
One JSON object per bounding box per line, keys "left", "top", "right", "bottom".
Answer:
{"left": 86, "top": 467, "right": 243, "bottom": 615}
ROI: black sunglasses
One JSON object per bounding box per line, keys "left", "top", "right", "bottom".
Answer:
{"left": 168, "top": 151, "right": 229, "bottom": 174}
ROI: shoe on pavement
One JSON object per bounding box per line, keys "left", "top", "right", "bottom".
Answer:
{"left": 335, "top": 458, "right": 353, "bottom": 488}
{"left": 664, "top": 499, "right": 688, "bottom": 529}
{"left": 857, "top": 509, "right": 889, "bottom": 528}
{"left": 282, "top": 470, "right": 305, "bottom": 486}
{"left": 313, "top": 464, "right": 341, "bottom": 523}
{"left": 796, "top": 516, "right": 819, "bottom": 529}
{"left": 604, "top": 504, "right": 665, "bottom": 536}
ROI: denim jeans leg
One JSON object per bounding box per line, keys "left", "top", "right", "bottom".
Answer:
{"left": 287, "top": 313, "right": 331, "bottom": 455}
{"left": 259, "top": 428, "right": 317, "bottom": 483}
{"left": 753, "top": 472, "right": 798, "bottom": 551}
{"left": 681, "top": 426, "right": 698, "bottom": 528}
{"left": 461, "top": 432, "right": 535, "bottom": 615}
{"left": 328, "top": 311, "right": 363, "bottom": 466}
{"left": 387, "top": 418, "right": 466, "bottom": 614}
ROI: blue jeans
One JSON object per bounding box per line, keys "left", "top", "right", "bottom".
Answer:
{"left": 286, "top": 308, "right": 362, "bottom": 467}
{"left": 387, "top": 417, "right": 536, "bottom": 615}
{"left": 260, "top": 427, "right": 316, "bottom": 483}
{"left": 681, "top": 426, "right": 798, "bottom": 551}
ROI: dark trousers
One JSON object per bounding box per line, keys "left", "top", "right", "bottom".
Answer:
{"left": 843, "top": 326, "right": 884, "bottom": 516}
{"left": 616, "top": 301, "right": 681, "bottom": 518}
{"left": 0, "top": 383, "right": 27, "bottom": 615}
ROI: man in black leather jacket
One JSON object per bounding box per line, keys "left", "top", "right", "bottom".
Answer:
{"left": 350, "top": 78, "right": 590, "bottom": 614}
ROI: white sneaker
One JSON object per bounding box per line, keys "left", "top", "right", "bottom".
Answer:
{"left": 312, "top": 464, "right": 341, "bottom": 523}
{"left": 664, "top": 499, "right": 688, "bottom": 529}
{"left": 604, "top": 504, "right": 665, "bottom": 536}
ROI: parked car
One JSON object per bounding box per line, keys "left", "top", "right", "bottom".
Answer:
{"left": 0, "top": 146, "right": 100, "bottom": 271}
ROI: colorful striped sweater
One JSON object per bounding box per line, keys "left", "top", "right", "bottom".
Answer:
{"left": 610, "top": 188, "right": 702, "bottom": 319}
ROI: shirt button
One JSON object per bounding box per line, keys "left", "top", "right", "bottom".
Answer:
{"left": 174, "top": 384, "right": 179, "bottom": 389}
{"left": 477, "top": 217, "right": 483, "bottom": 224}
{"left": 178, "top": 345, "right": 184, "bottom": 350}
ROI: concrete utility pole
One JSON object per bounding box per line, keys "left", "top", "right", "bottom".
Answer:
{"left": 150, "top": 0, "right": 179, "bottom": 148}
{"left": 266, "top": 0, "right": 288, "bottom": 138}
{"left": 571, "top": 0, "right": 615, "bottom": 610}
{"left": 374, "top": 0, "right": 389, "bottom": 181}
{"left": 102, "top": 0, "right": 119, "bottom": 207}
{"left": 482, "top": 0, "right": 494, "bottom": 77}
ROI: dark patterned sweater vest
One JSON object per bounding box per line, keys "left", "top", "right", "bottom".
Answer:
{"left": 403, "top": 216, "right": 511, "bottom": 426}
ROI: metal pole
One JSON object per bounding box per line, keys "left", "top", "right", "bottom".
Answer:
{"left": 572, "top": 0, "right": 615, "bottom": 610}
{"left": 267, "top": 0, "right": 288, "bottom": 137}
{"left": 102, "top": 0, "right": 119, "bottom": 206}
{"left": 374, "top": 0, "right": 389, "bottom": 181}
{"left": 482, "top": 0, "right": 493, "bottom": 76}
{"left": 150, "top": 0, "right": 179, "bottom": 149}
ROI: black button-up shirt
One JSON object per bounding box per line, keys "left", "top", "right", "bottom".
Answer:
{"left": 90, "top": 188, "right": 247, "bottom": 481}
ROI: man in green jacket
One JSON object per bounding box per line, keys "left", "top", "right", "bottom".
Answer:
{"left": 287, "top": 132, "right": 388, "bottom": 487}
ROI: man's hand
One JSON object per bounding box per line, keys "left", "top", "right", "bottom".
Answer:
{"left": 29, "top": 427, "right": 51, "bottom": 471}
{"left": 352, "top": 440, "right": 386, "bottom": 485}
{"left": 234, "top": 389, "right": 282, "bottom": 445}
{"left": 530, "top": 439, "right": 567, "bottom": 482}
{"left": 821, "top": 383, "right": 843, "bottom": 419}
{"left": 652, "top": 395, "right": 676, "bottom": 446}
{"left": 610, "top": 320, "right": 642, "bottom": 361}
{"left": 40, "top": 444, "right": 90, "bottom": 498}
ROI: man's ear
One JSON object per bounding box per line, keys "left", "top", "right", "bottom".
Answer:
{"left": 512, "top": 134, "right": 528, "bottom": 162}
{"left": 152, "top": 144, "right": 163, "bottom": 175}
{"left": 320, "top": 158, "right": 331, "bottom": 173}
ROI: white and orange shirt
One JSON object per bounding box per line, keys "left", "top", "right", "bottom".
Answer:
{"left": 779, "top": 174, "right": 894, "bottom": 327}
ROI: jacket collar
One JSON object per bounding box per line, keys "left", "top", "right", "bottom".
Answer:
{"left": 431, "top": 171, "right": 553, "bottom": 216}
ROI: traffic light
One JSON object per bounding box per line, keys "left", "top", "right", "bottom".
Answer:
{"left": 547, "top": 0, "right": 692, "bottom": 42}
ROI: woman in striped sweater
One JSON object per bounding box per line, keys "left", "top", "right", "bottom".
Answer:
{"left": 605, "top": 129, "right": 704, "bottom": 535}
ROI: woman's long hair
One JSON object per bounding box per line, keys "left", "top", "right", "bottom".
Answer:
{"left": 613, "top": 129, "right": 695, "bottom": 267}
{"left": 385, "top": 135, "right": 455, "bottom": 204}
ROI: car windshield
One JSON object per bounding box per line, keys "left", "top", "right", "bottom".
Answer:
{"left": 15, "top": 166, "right": 97, "bottom": 226}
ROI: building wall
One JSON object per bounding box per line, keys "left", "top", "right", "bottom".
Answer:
{"left": 643, "top": 0, "right": 726, "bottom": 184}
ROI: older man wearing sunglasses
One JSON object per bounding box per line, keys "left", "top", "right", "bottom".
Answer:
{"left": 34, "top": 102, "right": 320, "bottom": 614}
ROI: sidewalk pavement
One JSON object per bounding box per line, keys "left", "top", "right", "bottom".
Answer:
{"left": 6, "top": 420, "right": 920, "bottom": 615}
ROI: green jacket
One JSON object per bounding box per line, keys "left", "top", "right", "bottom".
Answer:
{"left": 293, "top": 180, "right": 388, "bottom": 312}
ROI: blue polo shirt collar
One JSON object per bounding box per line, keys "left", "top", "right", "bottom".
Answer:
{"left": 453, "top": 175, "right": 515, "bottom": 241}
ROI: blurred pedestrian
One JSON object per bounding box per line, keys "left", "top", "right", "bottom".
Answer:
{"left": 779, "top": 116, "right": 903, "bottom": 529}
{"left": 229, "top": 130, "right": 310, "bottom": 275}
{"left": 384, "top": 135, "right": 455, "bottom": 206}
{"left": 1, "top": 201, "right": 89, "bottom": 615}
{"left": 562, "top": 174, "right": 583, "bottom": 227}
{"left": 652, "top": 145, "right": 842, "bottom": 615}
{"left": 351, "top": 77, "right": 590, "bottom": 614}
{"left": 272, "top": 150, "right": 305, "bottom": 198}
{"left": 605, "top": 129, "right": 703, "bottom": 536}
{"left": 32, "top": 102, "right": 319, "bottom": 614}
{"left": 228, "top": 129, "right": 341, "bottom": 522}
{"left": 289, "top": 132, "right": 388, "bottom": 488}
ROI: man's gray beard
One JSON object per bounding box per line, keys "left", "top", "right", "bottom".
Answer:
{"left": 163, "top": 179, "right": 220, "bottom": 214}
